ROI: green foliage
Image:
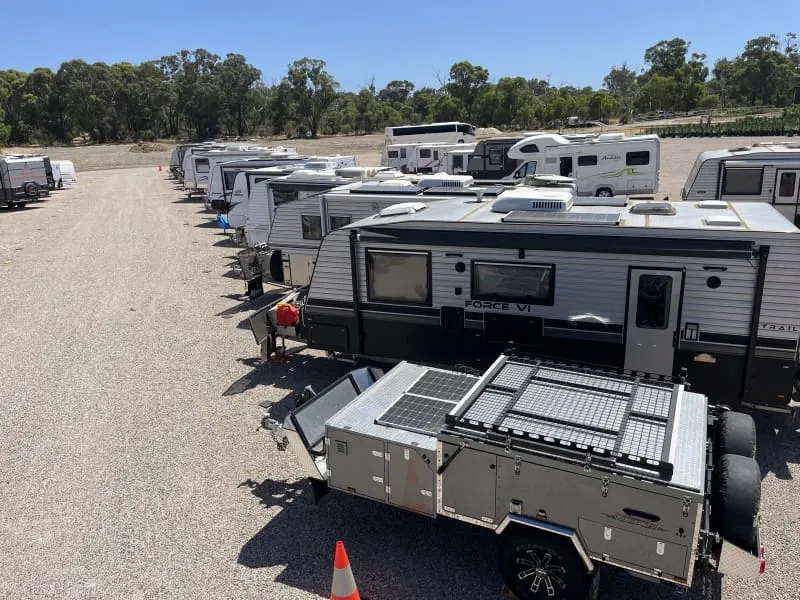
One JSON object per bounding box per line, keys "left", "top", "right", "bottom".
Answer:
{"left": 2, "top": 33, "right": 800, "bottom": 145}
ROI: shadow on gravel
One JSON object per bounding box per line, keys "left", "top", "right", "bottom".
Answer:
{"left": 214, "top": 238, "right": 239, "bottom": 248}
{"left": 223, "top": 353, "right": 349, "bottom": 398}
{"left": 237, "top": 476, "right": 721, "bottom": 600}
{"left": 216, "top": 289, "right": 281, "bottom": 319}
{"left": 172, "top": 196, "right": 202, "bottom": 204}
{"left": 756, "top": 413, "right": 799, "bottom": 481}
{"left": 0, "top": 206, "right": 44, "bottom": 214}
{"left": 195, "top": 219, "right": 221, "bottom": 228}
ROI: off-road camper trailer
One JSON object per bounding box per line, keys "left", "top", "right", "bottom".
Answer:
{"left": 681, "top": 142, "right": 800, "bottom": 226}
{"left": 505, "top": 132, "right": 660, "bottom": 196}
{"left": 252, "top": 190, "right": 800, "bottom": 413}
{"left": 460, "top": 136, "right": 526, "bottom": 180}
{"left": 0, "top": 157, "right": 50, "bottom": 207}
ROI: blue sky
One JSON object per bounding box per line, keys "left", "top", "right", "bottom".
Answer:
{"left": 3, "top": 0, "right": 798, "bottom": 91}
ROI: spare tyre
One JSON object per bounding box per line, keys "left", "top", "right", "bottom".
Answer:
{"left": 716, "top": 411, "right": 757, "bottom": 459}
{"left": 23, "top": 181, "right": 39, "bottom": 198}
{"left": 713, "top": 453, "right": 761, "bottom": 550}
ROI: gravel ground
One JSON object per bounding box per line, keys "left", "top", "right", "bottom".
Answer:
{"left": 0, "top": 143, "right": 798, "bottom": 600}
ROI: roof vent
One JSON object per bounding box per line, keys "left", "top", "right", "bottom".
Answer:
{"left": 697, "top": 200, "right": 728, "bottom": 209}
{"left": 418, "top": 174, "right": 474, "bottom": 188}
{"left": 379, "top": 202, "right": 428, "bottom": 217}
{"left": 492, "top": 188, "right": 574, "bottom": 213}
{"left": 705, "top": 215, "right": 741, "bottom": 227}
{"left": 728, "top": 146, "right": 751, "bottom": 152}
{"left": 597, "top": 133, "right": 625, "bottom": 141}
{"left": 629, "top": 201, "right": 676, "bottom": 215}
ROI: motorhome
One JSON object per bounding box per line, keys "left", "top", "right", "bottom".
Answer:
{"left": 209, "top": 155, "right": 357, "bottom": 212}
{"left": 505, "top": 132, "right": 660, "bottom": 196}
{"left": 0, "top": 156, "right": 50, "bottom": 207}
{"left": 250, "top": 189, "right": 800, "bottom": 414}
{"left": 681, "top": 142, "right": 800, "bottom": 226}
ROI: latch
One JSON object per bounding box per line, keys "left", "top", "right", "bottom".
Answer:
{"left": 505, "top": 436, "right": 512, "bottom": 453}
{"left": 583, "top": 453, "right": 592, "bottom": 473}
{"left": 682, "top": 497, "right": 692, "bottom": 517}
{"left": 514, "top": 455, "right": 522, "bottom": 475}
{"left": 601, "top": 477, "right": 610, "bottom": 498}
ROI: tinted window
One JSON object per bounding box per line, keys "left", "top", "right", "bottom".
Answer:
{"left": 452, "top": 155, "right": 464, "bottom": 169}
{"left": 457, "top": 124, "right": 475, "bottom": 135}
{"left": 472, "top": 262, "right": 554, "bottom": 305}
{"left": 722, "top": 168, "right": 763, "bottom": 195}
{"left": 329, "top": 215, "right": 351, "bottom": 230}
{"left": 273, "top": 189, "right": 299, "bottom": 204}
{"left": 488, "top": 147, "right": 504, "bottom": 165}
{"left": 223, "top": 171, "right": 239, "bottom": 190}
{"left": 520, "top": 144, "right": 539, "bottom": 153}
{"left": 419, "top": 149, "right": 432, "bottom": 159}
{"left": 400, "top": 148, "right": 407, "bottom": 159}
{"left": 779, "top": 172, "right": 797, "bottom": 197}
{"left": 578, "top": 155, "right": 598, "bottom": 166}
{"left": 635, "top": 275, "right": 672, "bottom": 329}
{"left": 301, "top": 214, "right": 322, "bottom": 240}
{"left": 433, "top": 150, "right": 439, "bottom": 160}
{"left": 366, "top": 250, "right": 430, "bottom": 305}
{"left": 387, "top": 150, "right": 399, "bottom": 159}
{"left": 626, "top": 151, "right": 650, "bottom": 166}
{"left": 195, "top": 158, "right": 210, "bottom": 173}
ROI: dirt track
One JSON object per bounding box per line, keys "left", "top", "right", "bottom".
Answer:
{"left": 0, "top": 148, "right": 798, "bottom": 599}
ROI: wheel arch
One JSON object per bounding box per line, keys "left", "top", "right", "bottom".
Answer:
{"left": 496, "top": 514, "right": 594, "bottom": 573}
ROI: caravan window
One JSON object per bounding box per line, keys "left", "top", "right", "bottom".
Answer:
{"left": 635, "top": 275, "right": 672, "bottom": 329}
{"left": 195, "top": 158, "right": 210, "bottom": 173}
{"left": 488, "top": 147, "right": 504, "bottom": 165}
{"left": 301, "top": 214, "right": 323, "bottom": 240}
{"left": 520, "top": 144, "right": 539, "bottom": 153}
{"left": 329, "top": 215, "right": 351, "bottom": 230}
{"left": 626, "top": 151, "right": 650, "bottom": 166}
{"left": 223, "top": 171, "right": 239, "bottom": 191}
{"left": 419, "top": 149, "right": 432, "bottom": 159}
{"left": 779, "top": 172, "right": 797, "bottom": 197}
{"left": 400, "top": 148, "right": 407, "bottom": 159}
{"left": 578, "top": 155, "right": 598, "bottom": 166}
{"left": 472, "top": 262, "right": 555, "bottom": 305}
{"left": 721, "top": 168, "right": 763, "bottom": 195}
{"left": 387, "top": 150, "right": 399, "bottom": 159}
{"left": 452, "top": 155, "right": 464, "bottom": 169}
{"left": 273, "top": 189, "right": 299, "bottom": 204}
{"left": 366, "top": 250, "right": 431, "bottom": 305}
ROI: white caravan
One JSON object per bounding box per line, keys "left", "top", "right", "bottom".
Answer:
{"left": 381, "top": 122, "right": 476, "bottom": 166}
{"left": 409, "top": 143, "right": 477, "bottom": 174}
{"left": 186, "top": 147, "right": 297, "bottom": 196}
{"left": 505, "top": 132, "right": 661, "bottom": 197}
{"left": 681, "top": 141, "right": 800, "bottom": 226}
{"left": 51, "top": 160, "right": 77, "bottom": 187}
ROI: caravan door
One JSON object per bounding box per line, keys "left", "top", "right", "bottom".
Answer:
{"left": 624, "top": 268, "right": 683, "bottom": 375}
{"left": 774, "top": 169, "right": 800, "bottom": 226}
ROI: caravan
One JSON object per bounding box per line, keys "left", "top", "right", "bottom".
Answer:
{"left": 504, "top": 132, "right": 660, "bottom": 196}
{"left": 681, "top": 142, "right": 800, "bottom": 226}
{"left": 185, "top": 146, "right": 298, "bottom": 197}
{"left": 0, "top": 156, "right": 50, "bottom": 207}
{"left": 249, "top": 188, "right": 800, "bottom": 413}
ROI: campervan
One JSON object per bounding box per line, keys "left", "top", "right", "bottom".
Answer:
{"left": 505, "top": 132, "right": 660, "bottom": 196}
{"left": 681, "top": 142, "right": 800, "bottom": 226}
{"left": 0, "top": 156, "right": 50, "bottom": 207}
{"left": 250, "top": 189, "right": 800, "bottom": 414}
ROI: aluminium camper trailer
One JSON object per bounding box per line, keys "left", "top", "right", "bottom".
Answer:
{"left": 505, "top": 133, "right": 660, "bottom": 196}
{"left": 681, "top": 142, "right": 800, "bottom": 226}
{"left": 263, "top": 352, "right": 765, "bottom": 600}
{"left": 251, "top": 189, "right": 800, "bottom": 414}
{"left": 0, "top": 156, "right": 50, "bottom": 207}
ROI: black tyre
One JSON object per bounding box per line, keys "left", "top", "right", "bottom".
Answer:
{"left": 716, "top": 411, "right": 757, "bottom": 459}
{"left": 7, "top": 202, "right": 18, "bottom": 209}
{"left": 500, "top": 531, "right": 590, "bottom": 600}
{"left": 712, "top": 453, "right": 761, "bottom": 549}
{"left": 16, "top": 202, "right": 27, "bottom": 208}
{"left": 596, "top": 188, "right": 613, "bottom": 197}
{"left": 23, "top": 181, "right": 39, "bottom": 198}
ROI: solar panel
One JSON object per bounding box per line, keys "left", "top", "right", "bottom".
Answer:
{"left": 502, "top": 211, "right": 621, "bottom": 225}
{"left": 376, "top": 394, "right": 457, "bottom": 436}
{"left": 375, "top": 369, "right": 478, "bottom": 435}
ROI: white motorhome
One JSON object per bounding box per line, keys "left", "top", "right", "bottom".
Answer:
{"left": 0, "top": 156, "right": 50, "bottom": 207}
{"left": 250, "top": 189, "right": 800, "bottom": 414}
{"left": 681, "top": 142, "right": 800, "bottom": 226}
{"left": 505, "top": 132, "right": 661, "bottom": 196}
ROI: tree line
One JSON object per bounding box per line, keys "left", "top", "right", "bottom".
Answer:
{"left": 1, "top": 34, "right": 798, "bottom": 146}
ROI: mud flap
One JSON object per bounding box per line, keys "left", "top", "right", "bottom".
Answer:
{"left": 248, "top": 303, "right": 273, "bottom": 346}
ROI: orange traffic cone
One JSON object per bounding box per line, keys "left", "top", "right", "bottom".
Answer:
{"left": 331, "top": 541, "right": 360, "bottom": 600}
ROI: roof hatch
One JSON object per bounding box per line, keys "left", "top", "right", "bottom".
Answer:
{"left": 629, "top": 201, "right": 676, "bottom": 215}
{"left": 705, "top": 215, "right": 741, "bottom": 227}
{"left": 697, "top": 200, "right": 728, "bottom": 209}
{"left": 378, "top": 202, "right": 428, "bottom": 217}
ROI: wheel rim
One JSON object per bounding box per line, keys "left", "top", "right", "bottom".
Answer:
{"left": 516, "top": 549, "right": 567, "bottom": 597}
{"left": 597, "top": 189, "right": 612, "bottom": 197}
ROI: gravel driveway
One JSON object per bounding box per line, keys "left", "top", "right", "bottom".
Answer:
{"left": 0, "top": 166, "right": 797, "bottom": 600}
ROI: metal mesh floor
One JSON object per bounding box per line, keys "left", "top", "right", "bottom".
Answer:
{"left": 446, "top": 358, "right": 679, "bottom": 477}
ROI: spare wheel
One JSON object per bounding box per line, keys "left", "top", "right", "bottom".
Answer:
{"left": 712, "top": 453, "right": 761, "bottom": 549}
{"left": 23, "top": 181, "right": 39, "bottom": 198}
{"left": 715, "top": 411, "right": 757, "bottom": 459}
